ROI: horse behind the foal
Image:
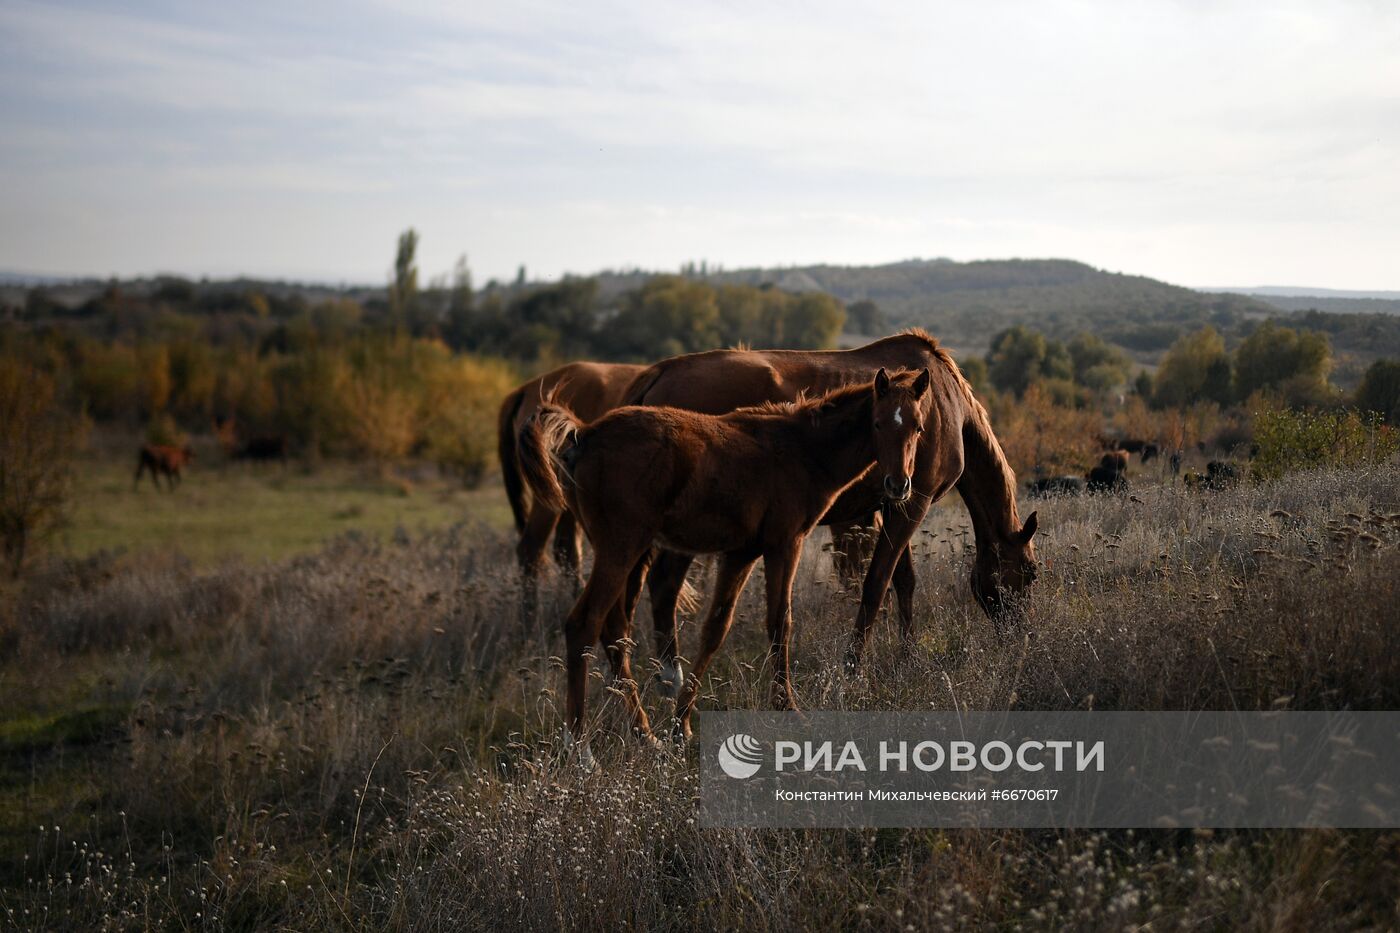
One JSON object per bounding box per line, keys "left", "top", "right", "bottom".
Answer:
{"left": 518, "top": 368, "right": 933, "bottom": 744}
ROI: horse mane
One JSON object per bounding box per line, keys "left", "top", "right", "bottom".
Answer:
{"left": 738, "top": 379, "right": 874, "bottom": 418}
{"left": 913, "top": 329, "right": 1021, "bottom": 524}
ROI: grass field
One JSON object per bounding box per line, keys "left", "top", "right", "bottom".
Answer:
{"left": 2, "top": 461, "right": 1399, "bottom": 929}
{"left": 61, "top": 459, "right": 514, "bottom": 565}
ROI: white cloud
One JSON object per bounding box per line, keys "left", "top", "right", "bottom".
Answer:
{"left": 0, "top": 0, "right": 1397, "bottom": 286}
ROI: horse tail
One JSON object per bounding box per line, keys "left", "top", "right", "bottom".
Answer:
{"left": 517, "top": 400, "right": 582, "bottom": 515}
{"left": 676, "top": 579, "right": 700, "bottom": 615}
{"left": 497, "top": 386, "right": 529, "bottom": 533}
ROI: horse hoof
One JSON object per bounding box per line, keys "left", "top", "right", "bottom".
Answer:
{"left": 842, "top": 651, "right": 863, "bottom": 677}
{"left": 559, "top": 728, "right": 596, "bottom": 771}
{"left": 653, "top": 665, "right": 682, "bottom": 699}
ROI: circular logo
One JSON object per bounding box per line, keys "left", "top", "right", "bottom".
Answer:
{"left": 717, "top": 733, "right": 764, "bottom": 779}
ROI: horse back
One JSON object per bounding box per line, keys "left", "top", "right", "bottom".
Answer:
{"left": 622, "top": 333, "right": 944, "bottom": 416}
{"left": 512, "top": 361, "right": 645, "bottom": 434}
{"left": 572, "top": 407, "right": 773, "bottom": 550}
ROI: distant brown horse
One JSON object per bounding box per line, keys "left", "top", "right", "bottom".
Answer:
{"left": 134, "top": 444, "right": 195, "bottom": 491}
{"left": 619, "top": 329, "right": 1038, "bottom": 694}
{"left": 497, "top": 361, "right": 646, "bottom": 598}
{"left": 1101, "top": 449, "right": 1130, "bottom": 472}
{"left": 519, "top": 369, "right": 932, "bottom": 742}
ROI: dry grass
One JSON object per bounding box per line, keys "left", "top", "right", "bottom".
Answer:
{"left": 2, "top": 462, "right": 1399, "bottom": 930}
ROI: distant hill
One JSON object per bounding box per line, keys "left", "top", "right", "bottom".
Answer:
{"left": 1204, "top": 287, "right": 1400, "bottom": 316}
{"left": 599, "top": 258, "right": 1277, "bottom": 355}
{"left": 1209, "top": 286, "right": 1400, "bottom": 300}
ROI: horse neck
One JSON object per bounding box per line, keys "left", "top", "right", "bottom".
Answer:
{"left": 788, "top": 392, "right": 876, "bottom": 491}
{"left": 954, "top": 397, "right": 1022, "bottom": 548}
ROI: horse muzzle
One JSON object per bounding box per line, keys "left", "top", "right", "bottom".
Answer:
{"left": 883, "top": 475, "right": 913, "bottom": 502}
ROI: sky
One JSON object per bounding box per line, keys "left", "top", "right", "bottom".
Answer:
{"left": 1, "top": 0, "right": 1398, "bottom": 289}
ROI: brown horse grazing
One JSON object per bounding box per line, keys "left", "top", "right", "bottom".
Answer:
{"left": 497, "top": 361, "right": 646, "bottom": 597}
{"left": 619, "top": 329, "right": 1038, "bottom": 692}
{"left": 1101, "top": 449, "right": 1130, "bottom": 472}
{"left": 134, "top": 444, "right": 195, "bottom": 491}
{"left": 518, "top": 369, "right": 932, "bottom": 742}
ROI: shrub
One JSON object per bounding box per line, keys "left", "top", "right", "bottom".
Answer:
{"left": 421, "top": 356, "right": 519, "bottom": 487}
{"left": 1252, "top": 408, "right": 1400, "bottom": 480}
{"left": 1355, "top": 359, "right": 1400, "bottom": 424}
{"left": 0, "top": 362, "right": 85, "bottom": 574}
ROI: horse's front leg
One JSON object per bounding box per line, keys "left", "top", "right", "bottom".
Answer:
{"left": 762, "top": 541, "right": 804, "bottom": 712}
{"left": 845, "top": 498, "right": 931, "bottom": 672}
{"left": 891, "top": 545, "right": 917, "bottom": 654}
{"left": 563, "top": 549, "right": 639, "bottom": 744}
{"left": 675, "top": 551, "right": 756, "bottom": 739}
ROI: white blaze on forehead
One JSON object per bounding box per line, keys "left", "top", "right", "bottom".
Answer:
{"left": 893, "top": 406, "right": 903, "bottom": 427}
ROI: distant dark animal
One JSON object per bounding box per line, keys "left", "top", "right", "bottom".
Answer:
{"left": 1028, "top": 476, "right": 1085, "bottom": 498}
{"left": 1169, "top": 450, "right": 1182, "bottom": 476}
{"left": 1100, "top": 450, "right": 1130, "bottom": 472}
{"left": 134, "top": 444, "right": 194, "bottom": 491}
{"left": 1183, "top": 461, "right": 1242, "bottom": 491}
{"left": 1140, "top": 443, "right": 1160, "bottom": 463}
{"left": 1206, "top": 460, "right": 1240, "bottom": 488}
{"left": 1118, "top": 438, "right": 1148, "bottom": 455}
{"left": 1086, "top": 464, "right": 1128, "bottom": 493}
{"left": 236, "top": 435, "right": 289, "bottom": 464}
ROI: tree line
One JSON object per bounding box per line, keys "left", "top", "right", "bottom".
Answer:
{"left": 979, "top": 319, "right": 1400, "bottom": 424}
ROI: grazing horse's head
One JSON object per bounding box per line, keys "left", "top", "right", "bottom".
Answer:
{"left": 971, "top": 511, "right": 1039, "bottom": 627}
{"left": 871, "top": 367, "right": 931, "bottom": 504}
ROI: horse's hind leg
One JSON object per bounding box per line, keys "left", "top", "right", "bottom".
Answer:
{"left": 563, "top": 549, "right": 640, "bottom": 742}
{"left": 517, "top": 504, "right": 561, "bottom": 625}
{"left": 601, "top": 556, "right": 654, "bottom": 739}
{"left": 552, "top": 510, "right": 585, "bottom": 592}
{"left": 133, "top": 461, "right": 144, "bottom": 492}
{"left": 675, "top": 551, "right": 756, "bottom": 740}
{"left": 648, "top": 549, "right": 694, "bottom": 699}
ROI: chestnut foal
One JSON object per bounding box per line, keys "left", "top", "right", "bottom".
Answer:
{"left": 518, "top": 368, "right": 932, "bottom": 744}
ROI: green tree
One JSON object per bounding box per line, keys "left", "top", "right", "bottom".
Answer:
{"left": 389, "top": 228, "right": 419, "bottom": 332}
{"left": 846, "top": 299, "right": 884, "bottom": 336}
{"left": 1355, "top": 359, "right": 1400, "bottom": 424}
{"left": 445, "top": 255, "right": 475, "bottom": 350}
{"left": 782, "top": 293, "right": 845, "bottom": 349}
{"left": 986, "top": 325, "right": 1071, "bottom": 396}
{"left": 1067, "top": 332, "right": 1130, "bottom": 394}
{"left": 1153, "top": 326, "right": 1232, "bottom": 408}
{"left": 601, "top": 276, "right": 719, "bottom": 358}
{"left": 1233, "top": 322, "right": 1332, "bottom": 406}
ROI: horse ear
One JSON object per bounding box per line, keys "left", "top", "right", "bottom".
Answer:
{"left": 1018, "top": 511, "right": 1038, "bottom": 544}
{"left": 875, "top": 368, "right": 890, "bottom": 397}
{"left": 913, "top": 368, "right": 931, "bottom": 398}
